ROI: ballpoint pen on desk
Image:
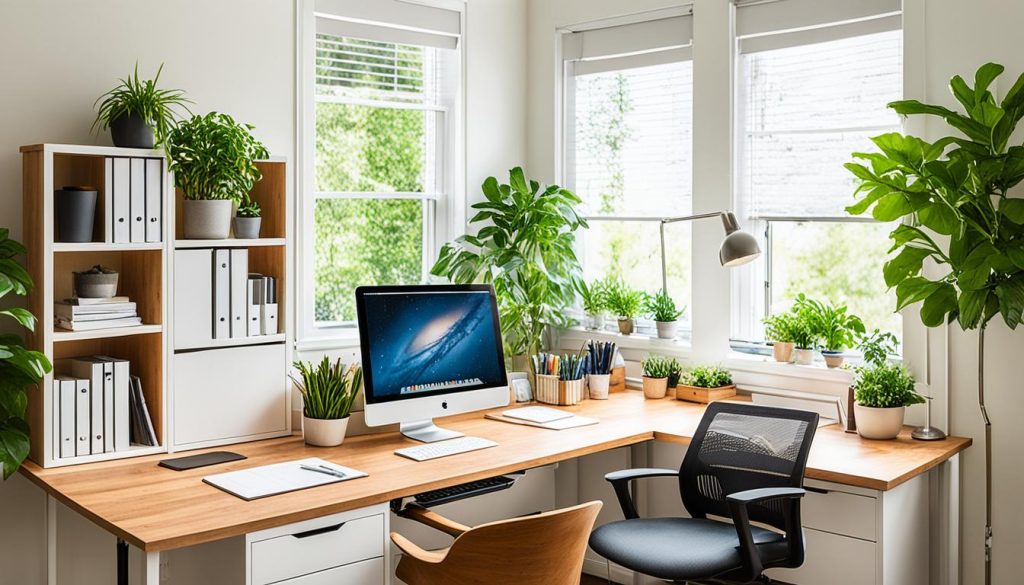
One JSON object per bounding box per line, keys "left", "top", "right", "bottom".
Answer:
{"left": 299, "top": 463, "right": 348, "bottom": 479}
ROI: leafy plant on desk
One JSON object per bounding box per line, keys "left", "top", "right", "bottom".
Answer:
{"left": 852, "top": 363, "right": 923, "bottom": 409}
{"left": 0, "top": 229, "right": 52, "bottom": 479}
{"left": 641, "top": 355, "right": 673, "bottom": 379}
{"left": 430, "top": 167, "right": 587, "bottom": 363}
{"left": 167, "top": 112, "right": 270, "bottom": 201}
{"left": 291, "top": 357, "right": 362, "bottom": 420}
{"left": 679, "top": 364, "right": 732, "bottom": 389}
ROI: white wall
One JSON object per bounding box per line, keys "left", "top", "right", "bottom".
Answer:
{"left": 0, "top": 0, "right": 527, "bottom": 582}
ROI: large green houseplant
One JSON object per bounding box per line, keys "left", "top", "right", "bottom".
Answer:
{"left": 0, "top": 229, "right": 52, "bottom": 478}
{"left": 846, "top": 62, "right": 1024, "bottom": 583}
{"left": 431, "top": 168, "right": 587, "bottom": 370}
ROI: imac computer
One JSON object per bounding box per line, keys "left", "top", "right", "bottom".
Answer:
{"left": 355, "top": 284, "right": 510, "bottom": 443}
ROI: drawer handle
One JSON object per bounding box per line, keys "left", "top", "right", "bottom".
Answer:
{"left": 292, "top": 522, "right": 346, "bottom": 539}
{"left": 804, "top": 486, "right": 830, "bottom": 495}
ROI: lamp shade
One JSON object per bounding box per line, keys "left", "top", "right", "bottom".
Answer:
{"left": 719, "top": 212, "right": 761, "bottom": 267}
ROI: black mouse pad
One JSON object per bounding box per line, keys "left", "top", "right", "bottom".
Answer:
{"left": 158, "top": 451, "right": 247, "bottom": 471}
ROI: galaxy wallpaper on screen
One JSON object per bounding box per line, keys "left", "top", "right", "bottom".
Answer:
{"left": 362, "top": 291, "right": 504, "bottom": 399}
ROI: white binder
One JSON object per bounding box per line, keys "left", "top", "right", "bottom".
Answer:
{"left": 261, "top": 276, "right": 278, "bottom": 335}
{"left": 95, "top": 356, "right": 131, "bottom": 451}
{"left": 111, "top": 157, "right": 130, "bottom": 243}
{"left": 75, "top": 378, "right": 90, "bottom": 456}
{"left": 70, "top": 358, "right": 104, "bottom": 454}
{"left": 56, "top": 376, "right": 76, "bottom": 459}
{"left": 230, "top": 249, "right": 248, "bottom": 338}
{"left": 129, "top": 158, "right": 146, "bottom": 243}
{"left": 104, "top": 157, "right": 114, "bottom": 243}
{"left": 173, "top": 249, "right": 215, "bottom": 350}
{"left": 213, "top": 249, "right": 231, "bottom": 339}
{"left": 144, "top": 158, "right": 162, "bottom": 243}
{"left": 247, "top": 275, "right": 263, "bottom": 336}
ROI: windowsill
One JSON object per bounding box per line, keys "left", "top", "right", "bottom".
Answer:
{"left": 295, "top": 331, "right": 361, "bottom": 352}
{"left": 724, "top": 352, "right": 854, "bottom": 384}
{"left": 556, "top": 326, "right": 692, "bottom": 358}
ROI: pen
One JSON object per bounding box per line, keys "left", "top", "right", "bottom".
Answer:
{"left": 300, "top": 464, "right": 348, "bottom": 479}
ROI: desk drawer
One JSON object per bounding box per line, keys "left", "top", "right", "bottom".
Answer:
{"left": 766, "top": 528, "right": 876, "bottom": 585}
{"left": 277, "top": 557, "right": 384, "bottom": 585}
{"left": 802, "top": 485, "right": 876, "bottom": 541}
{"left": 251, "top": 513, "right": 384, "bottom": 584}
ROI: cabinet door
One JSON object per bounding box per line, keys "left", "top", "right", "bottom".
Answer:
{"left": 173, "top": 344, "right": 288, "bottom": 447}
{"left": 173, "top": 249, "right": 214, "bottom": 350}
{"left": 766, "top": 528, "right": 876, "bottom": 585}
{"left": 275, "top": 558, "right": 384, "bottom": 585}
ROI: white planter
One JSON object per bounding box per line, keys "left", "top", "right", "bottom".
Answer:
{"left": 655, "top": 320, "right": 678, "bottom": 339}
{"left": 588, "top": 374, "right": 610, "bottom": 400}
{"left": 183, "top": 199, "right": 233, "bottom": 239}
{"left": 792, "top": 348, "right": 815, "bottom": 365}
{"left": 586, "top": 313, "right": 606, "bottom": 330}
{"left": 854, "top": 404, "right": 905, "bottom": 440}
{"left": 303, "top": 416, "right": 350, "bottom": 447}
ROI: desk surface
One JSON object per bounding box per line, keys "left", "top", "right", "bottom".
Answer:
{"left": 20, "top": 391, "right": 970, "bottom": 552}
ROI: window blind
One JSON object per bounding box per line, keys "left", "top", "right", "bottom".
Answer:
{"left": 315, "top": 33, "right": 429, "bottom": 100}
{"left": 315, "top": 0, "right": 460, "bottom": 50}
{"left": 735, "top": 0, "right": 900, "bottom": 39}
{"left": 563, "top": 12, "right": 693, "bottom": 75}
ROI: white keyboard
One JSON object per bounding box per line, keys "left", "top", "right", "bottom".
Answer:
{"left": 394, "top": 436, "right": 498, "bottom": 462}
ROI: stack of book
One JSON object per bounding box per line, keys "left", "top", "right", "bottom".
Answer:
{"left": 55, "top": 296, "right": 142, "bottom": 332}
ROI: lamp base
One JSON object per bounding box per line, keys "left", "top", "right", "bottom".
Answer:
{"left": 911, "top": 425, "right": 947, "bottom": 441}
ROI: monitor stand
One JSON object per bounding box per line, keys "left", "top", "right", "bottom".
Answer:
{"left": 400, "top": 420, "right": 465, "bottom": 443}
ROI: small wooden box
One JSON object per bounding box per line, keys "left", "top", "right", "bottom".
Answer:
{"left": 609, "top": 366, "right": 626, "bottom": 393}
{"left": 535, "top": 374, "right": 585, "bottom": 406}
{"left": 675, "top": 384, "right": 737, "bottom": 404}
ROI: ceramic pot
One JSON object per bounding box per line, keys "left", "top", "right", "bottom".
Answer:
{"left": 792, "top": 348, "right": 815, "bottom": 365}
{"left": 642, "top": 376, "right": 668, "bottom": 399}
{"left": 110, "top": 112, "right": 155, "bottom": 149}
{"left": 73, "top": 269, "right": 118, "bottom": 298}
{"left": 617, "top": 318, "right": 635, "bottom": 335}
{"left": 655, "top": 320, "right": 678, "bottom": 339}
{"left": 303, "top": 416, "right": 349, "bottom": 447}
{"left": 183, "top": 199, "right": 233, "bottom": 239}
{"left": 586, "top": 313, "right": 606, "bottom": 331}
{"left": 822, "top": 351, "right": 845, "bottom": 369}
{"left": 233, "top": 216, "right": 262, "bottom": 239}
{"left": 55, "top": 187, "right": 98, "bottom": 243}
{"left": 853, "top": 404, "right": 905, "bottom": 440}
{"left": 772, "top": 342, "right": 795, "bottom": 363}
{"left": 588, "top": 374, "right": 611, "bottom": 400}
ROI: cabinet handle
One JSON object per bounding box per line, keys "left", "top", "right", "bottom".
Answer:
{"left": 292, "top": 522, "right": 346, "bottom": 539}
{"left": 804, "top": 486, "right": 829, "bottom": 495}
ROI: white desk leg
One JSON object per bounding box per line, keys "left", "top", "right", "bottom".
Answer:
{"left": 141, "top": 551, "right": 160, "bottom": 585}
{"left": 46, "top": 495, "right": 57, "bottom": 585}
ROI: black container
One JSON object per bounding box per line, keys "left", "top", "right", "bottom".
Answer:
{"left": 110, "top": 112, "right": 155, "bottom": 149}
{"left": 55, "top": 187, "right": 98, "bottom": 243}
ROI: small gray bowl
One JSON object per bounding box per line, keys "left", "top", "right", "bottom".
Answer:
{"left": 74, "top": 267, "right": 119, "bottom": 298}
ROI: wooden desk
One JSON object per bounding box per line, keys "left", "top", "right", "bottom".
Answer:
{"left": 20, "top": 391, "right": 970, "bottom": 556}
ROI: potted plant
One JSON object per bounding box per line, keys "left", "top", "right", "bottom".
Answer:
{"left": 676, "top": 364, "right": 736, "bottom": 403}
{"left": 852, "top": 362, "right": 924, "bottom": 440}
{"left": 762, "top": 312, "right": 798, "bottom": 363}
{"left": 666, "top": 357, "right": 683, "bottom": 389}
{"left": 580, "top": 277, "right": 610, "bottom": 330}
{"left": 804, "top": 298, "right": 865, "bottom": 369}
{"left": 92, "top": 63, "right": 190, "bottom": 149}
{"left": 167, "top": 112, "right": 269, "bottom": 239}
{"left": 789, "top": 305, "right": 818, "bottom": 366}
{"left": 234, "top": 198, "right": 262, "bottom": 239}
{"left": 641, "top": 355, "right": 672, "bottom": 399}
{"left": 606, "top": 279, "right": 645, "bottom": 335}
{"left": 431, "top": 168, "right": 586, "bottom": 373}
{"left": 290, "top": 357, "right": 362, "bottom": 447}
{"left": 645, "top": 289, "right": 685, "bottom": 339}
{"left": 0, "top": 228, "right": 53, "bottom": 478}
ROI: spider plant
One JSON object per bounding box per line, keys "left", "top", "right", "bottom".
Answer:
{"left": 92, "top": 63, "right": 191, "bottom": 148}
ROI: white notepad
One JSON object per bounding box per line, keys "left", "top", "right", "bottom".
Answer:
{"left": 203, "top": 458, "right": 367, "bottom": 501}
{"left": 502, "top": 406, "right": 574, "bottom": 424}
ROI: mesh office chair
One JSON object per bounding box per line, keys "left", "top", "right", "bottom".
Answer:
{"left": 589, "top": 402, "right": 819, "bottom": 584}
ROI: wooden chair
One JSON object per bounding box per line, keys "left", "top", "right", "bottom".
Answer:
{"left": 391, "top": 500, "right": 602, "bottom": 585}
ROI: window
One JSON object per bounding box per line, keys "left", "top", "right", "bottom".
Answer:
{"left": 302, "top": 1, "right": 461, "bottom": 336}
{"left": 733, "top": 8, "right": 903, "bottom": 344}
{"left": 562, "top": 12, "right": 694, "bottom": 336}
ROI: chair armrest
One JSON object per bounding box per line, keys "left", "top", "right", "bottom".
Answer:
{"left": 390, "top": 532, "right": 447, "bottom": 564}
{"left": 604, "top": 468, "right": 678, "bottom": 520}
{"left": 726, "top": 487, "right": 806, "bottom": 582}
{"left": 397, "top": 504, "right": 470, "bottom": 537}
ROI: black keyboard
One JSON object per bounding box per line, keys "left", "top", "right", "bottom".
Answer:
{"left": 414, "top": 475, "right": 516, "bottom": 507}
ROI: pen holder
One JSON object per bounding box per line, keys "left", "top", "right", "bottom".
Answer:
{"left": 588, "top": 374, "right": 610, "bottom": 400}
{"left": 535, "top": 374, "right": 585, "bottom": 406}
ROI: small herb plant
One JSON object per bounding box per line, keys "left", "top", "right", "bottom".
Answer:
{"left": 167, "top": 112, "right": 269, "bottom": 202}
{"left": 291, "top": 357, "right": 362, "bottom": 420}
{"left": 237, "top": 199, "right": 262, "bottom": 218}
{"left": 666, "top": 357, "right": 683, "bottom": 387}
{"left": 787, "top": 299, "right": 819, "bottom": 350}
{"left": 762, "top": 312, "right": 799, "bottom": 344}
{"left": 858, "top": 329, "right": 899, "bottom": 368}
{"left": 853, "top": 363, "right": 924, "bottom": 408}
{"left": 645, "top": 289, "right": 685, "bottom": 322}
{"left": 801, "top": 297, "right": 866, "bottom": 352}
{"left": 641, "top": 355, "right": 673, "bottom": 378}
{"left": 680, "top": 364, "right": 732, "bottom": 388}
{"left": 580, "top": 277, "right": 611, "bottom": 315}
{"left": 92, "top": 63, "right": 191, "bottom": 148}
{"left": 606, "top": 279, "right": 646, "bottom": 320}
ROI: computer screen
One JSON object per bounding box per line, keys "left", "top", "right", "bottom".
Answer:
{"left": 356, "top": 285, "right": 507, "bottom": 404}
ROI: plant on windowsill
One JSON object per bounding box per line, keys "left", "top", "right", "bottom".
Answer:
{"left": 803, "top": 297, "right": 866, "bottom": 369}
{"left": 580, "top": 277, "right": 611, "bottom": 331}
{"left": 640, "top": 355, "right": 672, "bottom": 399}
{"left": 92, "top": 62, "right": 191, "bottom": 149}
{"left": 788, "top": 295, "right": 819, "bottom": 365}
{"left": 0, "top": 228, "right": 52, "bottom": 478}
{"left": 606, "top": 278, "right": 646, "bottom": 335}
{"left": 645, "top": 289, "right": 686, "bottom": 339}
{"left": 167, "top": 112, "right": 269, "bottom": 240}
{"left": 845, "top": 63, "right": 1024, "bottom": 574}
{"left": 290, "top": 357, "right": 362, "bottom": 447}
{"left": 431, "top": 168, "right": 587, "bottom": 373}
{"left": 234, "top": 198, "right": 262, "bottom": 240}
{"left": 676, "top": 364, "right": 736, "bottom": 404}
{"left": 761, "top": 312, "right": 800, "bottom": 363}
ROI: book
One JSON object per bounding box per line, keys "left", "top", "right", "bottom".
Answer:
{"left": 55, "top": 317, "right": 142, "bottom": 331}
{"left": 55, "top": 301, "right": 136, "bottom": 317}
{"left": 131, "top": 375, "right": 157, "bottom": 447}
{"left": 55, "top": 311, "right": 137, "bottom": 323}
{"left": 62, "top": 296, "right": 130, "bottom": 305}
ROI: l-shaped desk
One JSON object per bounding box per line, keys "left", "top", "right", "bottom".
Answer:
{"left": 21, "top": 391, "right": 970, "bottom": 585}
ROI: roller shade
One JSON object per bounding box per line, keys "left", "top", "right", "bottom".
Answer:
{"left": 315, "top": 0, "right": 460, "bottom": 50}
{"left": 563, "top": 13, "right": 693, "bottom": 74}
{"left": 735, "top": 0, "right": 900, "bottom": 38}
